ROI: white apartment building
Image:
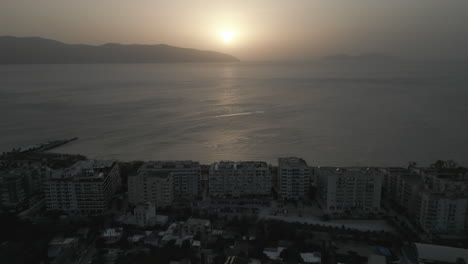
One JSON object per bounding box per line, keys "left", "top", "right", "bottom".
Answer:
{"left": 209, "top": 161, "right": 272, "bottom": 197}
{"left": 317, "top": 167, "right": 383, "bottom": 214}
{"left": 422, "top": 169, "right": 468, "bottom": 193}
{"left": 0, "top": 172, "right": 26, "bottom": 209}
{"left": 44, "top": 160, "right": 121, "bottom": 215}
{"left": 383, "top": 167, "right": 468, "bottom": 235}
{"left": 279, "top": 157, "right": 312, "bottom": 200}
{"left": 128, "top": 170, "right": 174, "bottom": 208}
{"left": 138, "top": 161, "right": 200, "bottom": 199}
{"left": 412, "top": 169, "right": 468, "bottom": 235}
{"left": 382, "top": 167, "right": 423, "bottom": 213}
{"left": 134, "top": 202, "right": 157, "bottom": 227}
{"left": 416, "top": 192, "right": 467, "bottom": 234}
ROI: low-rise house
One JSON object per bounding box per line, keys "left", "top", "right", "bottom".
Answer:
{"left": 401, "top": 243, "right": 468, "bottom": 264}
{"left": 301, "top": 252, "right": 321, "bottom": 264}
{"left": 263, "top": 247, "right": 286, "bottom": 261}
{"left": 183, "top": 218, "right": 211, "bottom": 236}
{"left": 101, "top": 228, "right": 124, "bottom": 244}
{"left": 117, "top": 202, "right": 168, "bottom": 227}
{"left": 367, "top": 255, "right": 385, "bottom": 264}
{"left": 47, "top": 237, "right": 80, "bottom": 264}
{"left": 103, "top": 249, "right": 122, "bottom": 264}
{"left": 134, "top": 202, "right": 156, "bottom": 227}
{"left": 225, "top": 256, "right": 249, "bottom": 264}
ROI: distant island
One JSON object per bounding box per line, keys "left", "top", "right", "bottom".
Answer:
{"left": 322, "top": 53, "right": 394, "bottom": 62}
{"left": 0, "top": 36, "right": 239, "bottom": 64}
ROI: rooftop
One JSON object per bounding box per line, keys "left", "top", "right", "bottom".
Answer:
{"left": 102, "top": 228, "right": 123, "bottom": 238}
{"left": 367, "top": 255, "right": 386, "bottom": 264}
{"left": 212, "top": 161, "right": 269, "bottom": 170}
{"left": 138, "top": 170, "right": 172, "bottom": 179}
{"left": 50, "top": 160, "right": 116, "bottom": 180}
{"left": 301, "top": 252, "right": 321, "bottom": 264}
{"left": 319, "top": 167, "right": 383, "bottom": 177}
{"left": 186, "top": 218, "right": 211, "bottom": 227}
{"left": 279, "top": 157, "right": 309, "bottom": 167}
{"left": 415, "top": 243, "right": 468, "bottom": 263}
{"left": 139, "top": 160, "right": 200, "bottom": 171}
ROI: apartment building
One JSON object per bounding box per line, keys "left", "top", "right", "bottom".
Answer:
{"left": 138, "top": 161, "right": 200, "bottom": 199}
{"left": 317, "top": 167, "right": 383, "bottom": 214}
{"left": 413, "top": 169, "right": 468, "bottom": 234}
{"left": 422, "top": 169, "right": 468, "bottom": 193}
{"left": 209, "top": 161, "right": 272, "bottom": 197}
{"left": 0, "top": 172, "right": 26, "bottom": 209}
{"left": 416, "top": 191, "right": 467, "bottom": 234}
{"left": 44, "top": 160, "right": 121, "bottom": 215}
{"left": 382, "top": 167, "right": 423, "bottom": 213}
{"left": 278, "top": 157, "right": 312, "bottom": 200}
{"left": 128, "top": 170, "right": 174, "bottom": 208}
{"left": 134, "top": 202, "right": 157, "bottom": 227}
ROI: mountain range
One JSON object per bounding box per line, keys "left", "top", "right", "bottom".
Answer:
{"left": 322, "top": 53, "right": 394, "bottom": 62}
{"left": 0, "top": 36, "right": 239, "bottom": 64}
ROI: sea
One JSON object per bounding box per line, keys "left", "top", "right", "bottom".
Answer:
{"left": 1, "top": 61, "right": 467, "bottom": 166}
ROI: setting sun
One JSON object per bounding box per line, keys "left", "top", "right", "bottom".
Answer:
{"left": 221, "top": 31, "right": 234, "bottom": 43}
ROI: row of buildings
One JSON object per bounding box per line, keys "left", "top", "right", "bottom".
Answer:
{"left": 3, "top": 156, "right": 467, "bottom": 236}
{"left": 127, "top": 158, "right": 314, "bottom": 207}
{"left": 0, "top": 161, "right": 52, "bottom": 210}
{"left": 126, "top": 159, "right": 468, "bottom": 236}
{"left": 43, "top": 160, "right": 121, "bottom": 215}
{"left": 383, "top": 167, "right": 468, "bottom": 235}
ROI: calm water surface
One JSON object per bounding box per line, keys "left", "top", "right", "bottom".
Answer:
{"left": 1, "top": 62, "right": 467, "bottom": 166}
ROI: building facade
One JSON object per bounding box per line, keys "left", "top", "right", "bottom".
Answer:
{"left": 317, "top": 167, "right": 383, "bottom": 214}
{"left": 128, "top": 170, "right": 174, "bottom": 208}
{"left": 0, "top": 172, "right": 26, "bottom": 209}
{"left": 382, "top": 167, "right": 423, "bottom": 213}
{"left": 44, "top": 160, "right": 121, "bottom": 215}
{"left": 278, "top": 157, "right": 312, "bottom": 200}
{"left": 209, "top": 161, "right": 272, "bottom": 197}
{"left": 413, "top": 169, "right": 468, "bottom": 234}
{"left": 415, "top": 192, "right": 467, "bottom": 234}
{"left": 137, "top": 161, "right": 200, "bottom": 199}
{"left": 134, "top": 202, "right": 157, "bottom": 227}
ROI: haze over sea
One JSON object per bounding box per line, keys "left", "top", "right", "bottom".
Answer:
{"left": 1, "top": 61, "right": 467, "bottom": 166}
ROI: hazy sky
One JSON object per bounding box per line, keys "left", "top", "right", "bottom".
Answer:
{"left": 1, "top": 0, "right": 467, "bottom": 61}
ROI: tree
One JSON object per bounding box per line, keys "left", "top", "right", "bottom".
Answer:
{"left": 431, "top": 159, "right": 458, "bottom": 169}
{"left": 408, "top": 162, "right": 417, "bottom": 169}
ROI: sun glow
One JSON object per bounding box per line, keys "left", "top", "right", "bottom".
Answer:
{"left": 221, "top": 31, "right": 235, "bottom": 43}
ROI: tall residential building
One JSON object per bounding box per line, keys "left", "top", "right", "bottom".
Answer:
{"left": 0, "top": 162, "right": 52, "bottom": 210}
{"left": 413, "top": 169, "right": 468, "bottom": 235}
{"left": 421, "top": 169, "right": 468, "bottom": 193}
{"left": 0, "top": 173, "right": 26, "bottom": 209}
{"left": 44, "top": 160, "right": 121, "bottom": 215}
{"left": 382, "top": 167, "right": 423, "bottom": 213}
{"left": 317, "top": 167, "right": 383, "bottom": 214}
{"left": 2, "top": 163, "right": 52, "bottom": 197}
{"left": 208, "top": 161, "right": 272, "bottom": 197}
{"left": 415, "top": 192, "right": 467, "bottom": 234}
{"left": 134, "top": 202, "right": 157, "bottom": 227}
{"left": 128, "top": 170, "right": 174, "bottom": 208}
{"left": 138, "top": 161, "right": 200, "bottom": 199}
{"left": 279, "top": 157, "right": 311, "bottom": 200}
